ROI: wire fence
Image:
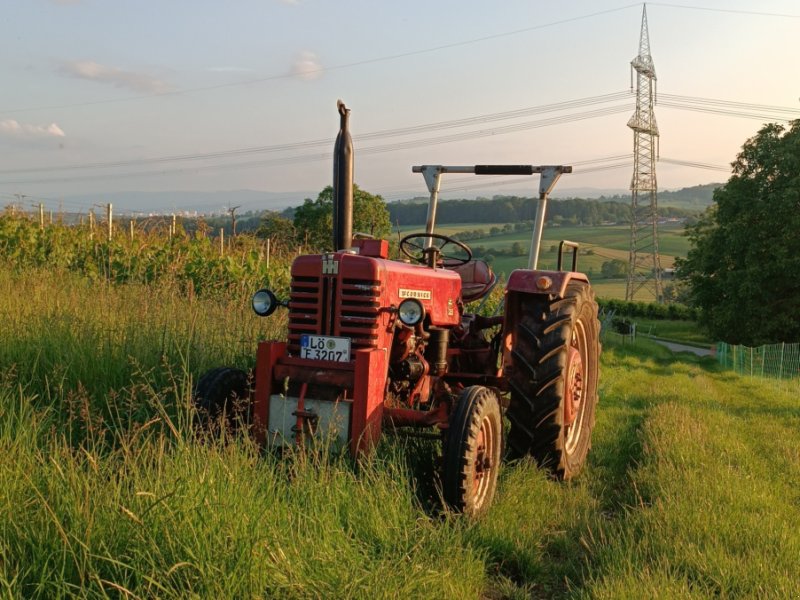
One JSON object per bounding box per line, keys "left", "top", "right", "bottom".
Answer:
{"left": 716, "top": 342, "right": 800, "bottom": 387}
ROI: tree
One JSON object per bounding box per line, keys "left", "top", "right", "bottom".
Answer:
{"left": 293, "top": 184, "right": 392, "bottom": 252}
{"left": 600, "top": 259, "right": 628, "bottom": 279}
{"left": 293, "top": 193, "right": 332, "bottom": 250}
{"left": 352, "top": 185, "right": 392, "bottom": 241}
{"left": 677, "top": 120, "right": 800, "bottom": 345}
{"left": 256, "top": 213, "right": 297, "bottom": 252}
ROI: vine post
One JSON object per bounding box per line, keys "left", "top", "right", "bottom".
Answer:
{"left": 106, "top": 204, "right": 113, "bottom": 242}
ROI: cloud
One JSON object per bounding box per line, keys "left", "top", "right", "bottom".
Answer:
{"left": 291, "top": 51, "right": 322, "bottom": 81}
{"left": 0, "top": 119, "right": 66, "bottom": 139}
{"left": 59, "top": 60, "right": 170, "bottom": 93}
{"left": 49, "top": 0, "right": 81, "bottom": 5}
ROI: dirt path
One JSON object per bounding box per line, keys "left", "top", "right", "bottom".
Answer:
{"left": 651, "top": 339, "right": 713, "bottom": 357}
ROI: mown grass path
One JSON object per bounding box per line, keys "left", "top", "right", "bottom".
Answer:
{"left": 1, "top": 268, "right": 797, "bottom": 598}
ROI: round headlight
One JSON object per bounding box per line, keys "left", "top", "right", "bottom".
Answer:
{"left": 252, "top": 288, "right": 278, "bottom": 317}
{"left": 398, "top": 299, "right": 425, "bottom": 327}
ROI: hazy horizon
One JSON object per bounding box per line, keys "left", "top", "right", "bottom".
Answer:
{"left": 2, "top": 1, "right": 797, "bottom": 215}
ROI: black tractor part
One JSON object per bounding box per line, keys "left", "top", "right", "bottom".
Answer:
{"left": 506, "top": 280, "right": 600, "bottom": 479}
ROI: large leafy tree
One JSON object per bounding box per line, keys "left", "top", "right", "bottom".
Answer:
{"left": 293, "top": 184, "right": 392, "bottom": 251}
{"left": 677, "top": 120, "right": 800, "bottom": 344}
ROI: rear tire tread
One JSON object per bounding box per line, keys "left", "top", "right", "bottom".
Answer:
{"left": 505, "top": 281, "right": 600, "bottom": 479}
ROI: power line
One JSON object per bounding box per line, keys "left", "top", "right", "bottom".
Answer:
{"left": 0, "top": 91, "right": 632, "bottom": 176}
{"left": 3, "top": 3, "right": 795, "bottom": 119}
{"left": 659, "top": 157, "right": 730, "bottom": 172}
{"left": 0, "top": 104, "right": 634, "bottom": 186}
{"left": 4, "top": 155, "right": 633, "bottom": 207}
{"left": 1, "top": 91, "right": 788, "bottom": 194}
{"left": 360, "top": 106, "right": 633, "bottom": 155}
{"left": 659, "top": 93, "right": 800, "bottom": 116}
{"left": 658, "top": 100, "right": 799, "bottom": 122}
{"left": 649, "top": 2, "right": 800, "bottom": 19}
{"left": 4, "top": 156, "right": 693, "bottom": 210}
{"left": 4, "top": 90, "right": 794, "bottom": 184}
{"left": 0, "top": 5, "right": 640, "bottom": 116}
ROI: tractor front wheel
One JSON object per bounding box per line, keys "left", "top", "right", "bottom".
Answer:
{"left": 506, "top": 280, "right": 600, "bottom": 479}
{"left": 193, "top": 367, "right": 251, "bottom": 432}
{"left": 443, "top": 386, "right": 503, "bottom": 516}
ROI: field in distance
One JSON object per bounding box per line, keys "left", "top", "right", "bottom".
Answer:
{"left": 398, "top": 221, "right": 689, "bottom": 299}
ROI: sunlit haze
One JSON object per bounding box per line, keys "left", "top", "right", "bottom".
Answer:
{"left": 1, "top": 0, "right": 798, "bottom": 213}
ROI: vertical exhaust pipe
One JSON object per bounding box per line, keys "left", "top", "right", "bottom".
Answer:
{"left": 332, "top": 100, "right": 353, "bottom": 251}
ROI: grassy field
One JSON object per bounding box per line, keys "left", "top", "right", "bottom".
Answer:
{"left": 633, "top": 318, "right": 714, "bottom": 346}
{"left": 2, "top": 267, "right": 798, "bottom": 598}
{"left": 401, "top": 222, "right": 689, "bottom": 300}
{"left": 430, "top": 221, "right": 690, "bottom": 257}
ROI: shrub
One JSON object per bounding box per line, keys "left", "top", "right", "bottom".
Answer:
{"left": 597, "top": 298, "right": 698, "bottom": 321}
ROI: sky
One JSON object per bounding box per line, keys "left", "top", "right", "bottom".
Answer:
{"left": 1, "top": 0, "right": 798, "bottom": 213}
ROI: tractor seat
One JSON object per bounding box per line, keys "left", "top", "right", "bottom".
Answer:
{"left": 447, "top": 260, "right": 497, "bottom": 302}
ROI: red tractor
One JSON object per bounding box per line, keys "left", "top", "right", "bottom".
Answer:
{"left": 195, "top": 102, "right": 600, "bottom": 516}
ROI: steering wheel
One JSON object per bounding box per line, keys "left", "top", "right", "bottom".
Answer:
{"left": 399, "top": 233, "right": 473, "bottom": 267}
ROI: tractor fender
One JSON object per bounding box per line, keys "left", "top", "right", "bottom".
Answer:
{"left": 500, "top": 270, "right": 593, "bottom": 392}
{"left": 505, "top": 269, "right": 589, "bottom": 300}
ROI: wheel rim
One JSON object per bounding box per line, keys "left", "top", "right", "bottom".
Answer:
{"left": 565, "top": 320, "right": 587, "bottom": 454}
{"left": 472, "top": 414, "right": 496, "bottom": 508}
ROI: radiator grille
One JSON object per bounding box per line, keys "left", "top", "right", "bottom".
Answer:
{"left": 339, "top": 278, "right": 381, "bottom": 355}
{"left": 287, "top": 273, "right": 381, "bottom": 359}
{"left": 287, "top": 275, "right": 320, "bottom": 352}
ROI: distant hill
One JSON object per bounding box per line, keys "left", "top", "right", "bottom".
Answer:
{"left": 596, "top": 183, "right": 720, "bottom": 210}
{"left": 53, "top": 183, "right": 720, "bottom": 217}
{"left": 387, "top": 194, "right": 698, "bottom": 228}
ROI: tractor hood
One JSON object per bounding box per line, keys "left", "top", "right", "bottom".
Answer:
{"left": 290, "top": 251, "right": 461, "bottom": 332}
{"left": 288, "top": 251, "right": 461, "bottom": 355}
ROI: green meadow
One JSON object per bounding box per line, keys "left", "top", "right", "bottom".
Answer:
{"left": 402, "top": 222, "right": 690, "bottom": 298}
{"left": 1, "top": 266, "right": 797, "bottom": 598}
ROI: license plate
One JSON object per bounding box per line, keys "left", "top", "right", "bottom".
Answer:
{"left": 299, "top": 335, "right": 351, "bottom": 362}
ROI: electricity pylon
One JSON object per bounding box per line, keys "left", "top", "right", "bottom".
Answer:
{"left": 626, "top": 4, "right": 663, "bottom": 302}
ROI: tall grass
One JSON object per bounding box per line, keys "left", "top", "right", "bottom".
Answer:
{"left": 0, "top": 384, "right": 485, "bottom": 598}
{"left": 0, "top": 267, "right": 283, "bottom": 445}
{"left": 579, "top": 340, "right": 800, "bottom": 598}
{"left": 1, "top": 266, "right": 798, "bottom": 598}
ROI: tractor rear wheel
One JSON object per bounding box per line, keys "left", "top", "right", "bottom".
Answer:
{"left": 506, "top": 280, "right": 600, "bottom": 479}
{"left": 443, "top": 386, "right": 503, "bottom": 516}
{"left": 193, "top": 367, "right": 251, "bottom": 431}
